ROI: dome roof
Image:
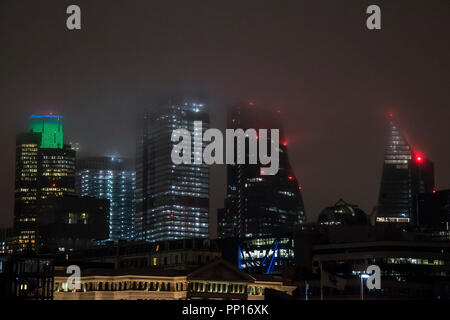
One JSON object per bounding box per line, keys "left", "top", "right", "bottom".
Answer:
{"left": 318, "top": 198, "right": 369, "bottom": 226}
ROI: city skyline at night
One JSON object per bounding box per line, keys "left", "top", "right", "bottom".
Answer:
{"left": 2, "top": 0, "right": 450, "bottom": 306}
{"left": 1, "top": 0, "right": 449, "bottom": 234}
{"left": 8, "top": 105, "right": 448, "bottom": 239}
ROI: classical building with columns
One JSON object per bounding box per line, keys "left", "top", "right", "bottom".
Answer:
{"left": 54, "top": 259, "right": 296, "bottom": 300}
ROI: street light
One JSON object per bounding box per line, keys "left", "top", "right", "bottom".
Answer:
{"left": 360, "top": 273, "right": 370, "bottom": 300}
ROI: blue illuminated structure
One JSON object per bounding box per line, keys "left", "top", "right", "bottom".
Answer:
{"left": 30, "top": 114, "right": 63, "bottom": 119}
{"left": 76, "top": 156, "right": 135, "bottom": 242}
{"left": 237, "top": 237, "right": 293, "bottom": 274}
{"left": 266, "top": 240, "right": 279, "bottom": 274}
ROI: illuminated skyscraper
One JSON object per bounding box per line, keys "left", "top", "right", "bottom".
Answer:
{"left": 218, "top": 102, "right": 306, "bottom": 239}
{"left": 14, "top": 132, "right": 41, "bottom": 251}
{"left": 76, "top": 157, "right": 135, "bottom": 242}
{"left": 13, "top": 115, "right": 76, "bottom": 252}
{"left": 13, "top": 114, "right": 75, "bottom": 252}
{"left": 376, "top": 116, "right": 434, "bottom": 225}
{"left": 136, "top": 99, "right": 209, "bottom": 242}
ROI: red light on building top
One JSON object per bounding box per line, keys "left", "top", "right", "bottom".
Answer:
{"left": 413, "top": 150, "right": 425, "bottom": 164}
{"left": 415, "top": 153, "right": 424, "bottom": 164}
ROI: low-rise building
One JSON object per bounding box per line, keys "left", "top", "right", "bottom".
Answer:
{"left": 0, "top": 254, "right": 54, "bottom": 300}
{"left": 36, "top": 195, "right": 109, "bottom": 253}
{"left": 67, "top": 238, "right": 221, "bottom": 270}
{"left": 53, "top": 259, "right": 295, "bottom": 300}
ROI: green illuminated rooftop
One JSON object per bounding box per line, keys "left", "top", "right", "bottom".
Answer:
{"left": 29, "top": 114, "right": 64, "bottom": 149}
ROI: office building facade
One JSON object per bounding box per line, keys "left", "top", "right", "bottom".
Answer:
{"left": 136, "top": 99, "right": 209, "bottom": 242}
{"left": 376, "top": 116, "right": 434, "bottom": 225}
{"left": 36, "top": 194, "right": 109, "bottom": 253}
{"left": 0, "top": 228, "right": 13, "bottom": 254}
{"left": 218, "top": 102, "right": 306, "bottom": 239}
{"left": 13, "top": 115, "right": 75, "bottom": 252}
{"left": 0, "top": 255, "right": 54, "bottom": 300}
{"left": 76, "top": 157, "right": 135, "bottom": 242}
{"left": 419, "top": 189, "right": 450, "bottom": 234}
{"left": 53, "top": 259, "right": 295, "bottom": 300}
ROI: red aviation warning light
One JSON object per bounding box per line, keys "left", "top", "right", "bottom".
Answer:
{"left": 414, "top": 152, "right": 424, "bottom": 164}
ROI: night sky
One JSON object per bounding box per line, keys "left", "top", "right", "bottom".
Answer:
{"left": 1, "top": 0, "right": 449, "bottom": 238}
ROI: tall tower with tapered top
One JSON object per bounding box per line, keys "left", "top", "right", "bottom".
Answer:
{"left": 218, "top": 102, "right": 306, "bottom": 239}
{"left": 376, "top": 115, "right": 434, "bottom": 225}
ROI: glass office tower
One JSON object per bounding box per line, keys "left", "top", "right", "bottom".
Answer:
{"left": 218, "top": 102, "right": 306, "bottom": 239}
{"left": 377, "top": 116, "right": 434, "bottom": 225}
{"left": 76, "top": 157, "right": 135, "bottom": 242}
{"left": 136, "top": 99, "right": 209, "bottom": 242}
{"left": 14, "top": 114, "right": 75, "bottom": 252}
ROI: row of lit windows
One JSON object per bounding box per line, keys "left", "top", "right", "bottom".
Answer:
{"left": 386, "top": 258, "right": 445, "bottom": 265}
{"left": 376, "top": 217, "right": 411, "bottom": 223}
